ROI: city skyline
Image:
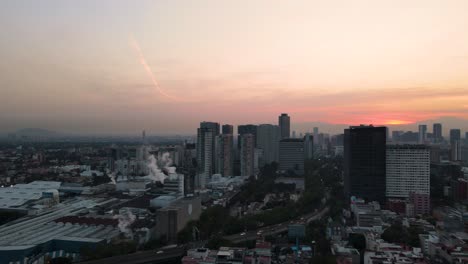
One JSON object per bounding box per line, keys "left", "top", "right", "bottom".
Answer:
{"left": 2, "top": 1, "right": 468, "bottom": 134}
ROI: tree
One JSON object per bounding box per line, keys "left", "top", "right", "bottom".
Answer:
{"left": 348, "top": 233, "right": 366, "bottom": 251}
{"left": 50, "top": 257, "right": 72, "bottom": 264}
{"left": 206, "top": 236, "right": 233, "bottom": 249}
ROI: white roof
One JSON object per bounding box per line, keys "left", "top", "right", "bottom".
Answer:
{"left": 0, "top": 181, "right": 62, "bottom": 208}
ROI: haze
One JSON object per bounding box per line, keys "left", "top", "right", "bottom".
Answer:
{"left": 1, "top": 0, "right": 468, "bottom": 134}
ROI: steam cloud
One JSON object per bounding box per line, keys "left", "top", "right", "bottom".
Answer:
{"left": 116, "top": 210, "right": 136, "bottom": 236}
{"left": 144, "top": 151, "right": 176, "bottom": 183}
{"left": 107, "top": 171, "right": 116, "bottom": 185}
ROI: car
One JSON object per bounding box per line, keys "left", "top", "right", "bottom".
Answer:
{"left": 240, "top": 232, "right": 246, "bottom": 236}
{"left": 156, "top": 250, "right": 164, "bottom": 254}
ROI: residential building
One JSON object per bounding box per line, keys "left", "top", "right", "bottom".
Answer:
{"left": 418, "top": 124, "right": 427, "bottom": 144}
{"left": 222, "top": 124, "right": 234, "bottom": 135}
{"left": 386, "top": 145, "right": 430, "bottom": 199}
{"left": 215, "top": 134, "right": 233, "bottom": 177}
{"left": 197, "top": 122, "right": 220, "bottom": 188}
{"left": 433, "top": 123, "right": 442, "bottom": 143}
{"left": 256, "top": 124, "right": 280, "bottom": 165}
{"left": 279, "top": 138, "right": 305, "bottom": 175}
{"left": 240, "top": 134, "right": 255, "bottom": 177}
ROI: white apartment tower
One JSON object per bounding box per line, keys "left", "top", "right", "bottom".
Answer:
{"left": 386, "top": 145, "right": 430, "bottom": 198}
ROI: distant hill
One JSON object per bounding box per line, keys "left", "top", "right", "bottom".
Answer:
{"left": 293, "top": 116, "right": 468, "bottom": 137}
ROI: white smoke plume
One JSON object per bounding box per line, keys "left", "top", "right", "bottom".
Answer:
{"left": 107, "top": 171, "right": 116, "bottom": 185}
{"left": 116, "top": 210, "right": 136, "bottom": 236}
{"left": 145, "top": 154, "right": 168, "bottom": 183}
{"left": 143, "top": 151, "right": 177, "bottom": 183}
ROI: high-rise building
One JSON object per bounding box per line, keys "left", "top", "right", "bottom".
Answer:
{"left": 278, "top": 113, "right": 291, "bottom": 139}
{"left": 304, "top": 134, "right": 314, "bottom": 159}
{"left": 450, "top": 129, "right": 461, "bottom": 144}
{"left": 256, "top": 124, "right": 281, "bottom": 165}
{"left": 222, "top": 124, "right": 234, "bottom": 135}
{"left": 238, "top": 124, "right": 257, "bottom": 149}
{"left": 466, "top": 132, "right": 468, "bottom": 145}
{"left": 344, "top": 125, "right": 387, "bottom": 204}
{"left": 215, "top": 134, "right": 233, "bottom": 176}
{"left": 240, "top": 134, "right": 255, "bottom": 177}
{"left": 450, "top": 129, "right": 462, "bottom": 161}
{"left": 452, "top": 140, "right": 462, "bottom": 161}
{"left": 142, "top": 130, "right": 146, "bottom": 143}
{"left": 279, "top": 138, "right": 305, "bottom": 175}
{"left": 313, "top": 127, "right": 319, "bottom": 144}
{"left": 418, "top": 125, "right": 427, "bottom": 144}
{"left": 433, "top": 123, "right": 442, "bottom": 143}
{"left": 386, "top": 145, "right": 430, "bottom": 199}
{"left": 197, "top": 122, "right": 220, "bottom": 188}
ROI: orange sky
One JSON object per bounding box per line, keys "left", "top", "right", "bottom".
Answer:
{"left": 1, "top": 0, "right": 468, "bottom": 134}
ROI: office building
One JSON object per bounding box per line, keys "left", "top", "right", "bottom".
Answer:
{"left": 215, "top": 134, "right": 233, "bottom": 176}
{"left": 418, "top": 125, "right": 427, "bottom": 144}
{"left": 304, "top": 134, "right": 314, "bottom": 159}
{"left": 452, "top": 140, "right": 462, "bottom": 161}
{"left": 386, "top": 145, "right": 430, "bottom": 199}
{"left": 278, "top": 113, "right": 290, "bottom": 139}
{"left": 222, "top": 124, "right": 234, "bottom": 135}
{"left": 344, "top": 125, "right": 387, "bottom": 204}
{"left": 238, "top": 124, "right": 257, "bottom": 149}
{"left": 313, "top": 127, "right": 319, "bottom": 144}
{"left": 449, "top": 129, "right": 462, "bottom": 161}
{"left": 156, "top": 196, "right": 202, "bottom": 242}
{"left": 256, "top": 124, "right": 280, "bottom": 165}
{"left": 240, "top": 134, "right": 255, "bottom": 177}
{"left": 450, "top": 129, "right": 461, "bottom": 144}
{"left": 433, "top": 123, "right": 442, "bottom": 143}
{"left": 196, "top": 122, "right": 220, "bottom": 188}
{"left": 279, "top": 138, "right": 305, "bottom": 175}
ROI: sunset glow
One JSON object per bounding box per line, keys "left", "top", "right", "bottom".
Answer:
{"left": 1, "top": 0, "right": 468, "bottom": 134}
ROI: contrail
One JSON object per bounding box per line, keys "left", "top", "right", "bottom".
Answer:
{"left": 129, "top": 35, "right": 179, "bottom": 101}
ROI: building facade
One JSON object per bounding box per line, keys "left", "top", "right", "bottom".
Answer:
{"left": 278, "top": 113, "right": 290, "bottom": 139}
{"left": 386, "top": 145, "right": 430, "bottom": 199}
{"left": 433, "top": 123, "right": 442, "bottom": 143}
{"left": 344, "top": 125, "right": 387, "bottom": 204}
{"left": 279, "top": 138, "right": 305, "bottom": 175}
{"left": 196, "top": 122, "right": 220, "bottom": 188}
{"left": 215, "top": 134, "right": 233, "bottom": 176}
{"left": 304, "top": 134, "right": 314, "bottom": 159}
{"left": 222, "top": 124, "right": 234, "bottom": 135}
{"left": 256, "top": 124, "right": 280, "bottom": 165}
{"left": 240, "top": 134, "right": 255, "bottom": 177}
{"left": 418, "top": 125, "right": 427, "bottom": 144}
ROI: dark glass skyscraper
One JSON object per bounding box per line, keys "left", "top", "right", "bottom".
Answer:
{"left": 238, "top": 124, "right": 258, "bottom": 148}
{"left": 344, "top": 125, "right": 387, "bottom": 204}
{"left": 222, "top": 124, "right": 234, "bottom": 135}
{"left": 433, "top": 123, "right": 442, "bottom": 142}
{"left": 278, "top": 113, "right": 291, "bottom": 139}
{"left": 450, "top": 129, "right": 461, "bottom": 144}
{"left": 196, "top": 122, "right": 220, "bottom": 187}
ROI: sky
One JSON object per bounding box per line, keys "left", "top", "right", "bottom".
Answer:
{"left": 1, "top": 0, "right": 468, "bottom": 135}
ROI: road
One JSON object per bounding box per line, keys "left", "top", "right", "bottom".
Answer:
{"left": 78, "top": 246, "right": 185, "bottom": 264}
{"left": 223, "top": 206, "right": 329, "bottom": 244}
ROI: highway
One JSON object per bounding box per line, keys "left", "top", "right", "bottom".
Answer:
{"left": 78, "top": 246, "right": 185, "bottom": 264}
{"left": 223, "top": 206, "right": 329, "bottom": 244}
